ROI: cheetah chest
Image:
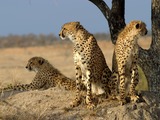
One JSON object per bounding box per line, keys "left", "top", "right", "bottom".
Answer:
{"left": 74, "top": 52, "right": 105, "bottom": 95}
{"left": 74, "top": 52, "right": 87, "bottom": 79}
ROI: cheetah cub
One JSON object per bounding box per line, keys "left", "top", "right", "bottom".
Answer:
{"left": 1, "top": 57, "right": 76, "bottom": 92}
{"left": 114, "top": 20, "right": 147, "bottom": 105}
{"left": 59, "top": 22, "right": 112, "bottom": 109}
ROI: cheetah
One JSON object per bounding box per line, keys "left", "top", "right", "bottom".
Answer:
{"left": 113, "top": 20, "right": 147, "bottom": 105}
{"left": 59, "top": 21, "right": 112, "bottom": 109}
{"left": 1, "top": 56, "right": 77, "bottom": 92}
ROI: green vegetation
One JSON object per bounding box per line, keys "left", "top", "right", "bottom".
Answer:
{"left": 136, "top": 66, "right": 148, "bottom": 91}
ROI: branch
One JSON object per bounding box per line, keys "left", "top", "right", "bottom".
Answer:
{"left": 89, "top": 0, "right": 111, "bottom": 20}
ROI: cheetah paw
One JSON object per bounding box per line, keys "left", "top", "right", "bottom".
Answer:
{"left": 70, "top": 100, "right": 81, "bottom": 108}
{"left": 116, "top": 95, "right": 127, "bottom": 105}
{"left": 120, "top": 99, "right": 127, "bottom": 105}
{"left": 86, "top": 103, "right": 95, "bottom": 110}
{"left": 130, "top": 95, "right": 140, "bottom": 103}
{"left": 109, "top": 94, "right": 117, "bottom": 100}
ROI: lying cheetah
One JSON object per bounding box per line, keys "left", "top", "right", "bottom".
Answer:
{"left": 1, "top": 57, "right": 76, "bottom": 92}
{"left": 114, "top": 20, "right": 147, "bottom": 105}
{"left": 59, "top": 22, "right": 112, "bottom": 109}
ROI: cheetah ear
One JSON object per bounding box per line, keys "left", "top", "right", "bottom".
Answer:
{"left": 135, "top": 23, "right": 140, "bottom": 29}
{"left": 38, "top": 58, "right": 44, "bottom": 65}
{"left": 75, "top": 21, "right": 80, "bottom": 25}
{"left": 75, "top": 22, "right": 80, "bottom": 28}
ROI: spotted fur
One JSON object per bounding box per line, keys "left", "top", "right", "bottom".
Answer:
{"left": 113, "top": 20, "right": 147, "bottom": 105}
{"left": 59, "top": 22, "right": 112, "bottom": 109}
{"left": 1, "top": 57, "right": 76, "bottom": 92}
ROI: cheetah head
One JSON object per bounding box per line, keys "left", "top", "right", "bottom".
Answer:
{"left": 128, "top": 20, "right": 148, "bottom": 36}
{"left": 26, "top": 57, "right": 45, "bottom": 72}
{"left": 59, "top": 21, "right": 81, "bottom": 41}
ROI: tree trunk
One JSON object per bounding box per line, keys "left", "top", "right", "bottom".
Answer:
{"left": 138, "top": 0, "right": 160, "bottom": 95}
{"left": 89, "top": 0, "right": 160, "bottom": 97}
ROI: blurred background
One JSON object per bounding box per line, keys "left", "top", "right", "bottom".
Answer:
{"left": 0, "top": 0, "right": 151, "bottom": 41}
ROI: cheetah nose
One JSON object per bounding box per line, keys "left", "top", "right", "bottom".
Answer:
{"left": 59, "top": 34, "right": 60, "bottom": 36}
{"left": 26, "top": 66, "right": 28, "bottom": 69}
{"left": 145, "top": 30, "right": 148, "bottom": 35}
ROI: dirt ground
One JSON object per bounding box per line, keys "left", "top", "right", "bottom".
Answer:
{"left": 0, "top": 38, "right": 157, "bottom": 120}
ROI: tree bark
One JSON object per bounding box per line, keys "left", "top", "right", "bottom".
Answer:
{"left": 89, "top": 0, "right": 160, "bottom": 97}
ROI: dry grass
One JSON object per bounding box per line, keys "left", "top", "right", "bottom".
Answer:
{"left": 0, "top": 38, "right": 151, "bottom": 119}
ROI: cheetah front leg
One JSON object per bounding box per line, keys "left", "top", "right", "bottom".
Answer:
{"left": 108, "top": 72, "right": 119, "bottom": 99}
{"left": 70, "top": 66, "right": 82, "bottom": 108}
{"left": 130, "top": 60, "right": 139, "bottom": 103}
{"left": 118, "top": 65, "right": 127, "bottom": 105}
{"left": 85, "top": 70, "right": 95, "bottom": 109}
{"left": 101, "top": 68, "right": 112, "bottom": 98}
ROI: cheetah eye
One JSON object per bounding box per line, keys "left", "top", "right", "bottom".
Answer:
{"left": 38, "top": 59, "right": 44, "bottom": 65}
{"left": 30, "top": 61, "right": 34, "bottom": 65}
{"left": 63, "top": 28, "right": 67, "bottom": 31}
{"left": 135, "top": 23, "right": 140, "bottom": 29}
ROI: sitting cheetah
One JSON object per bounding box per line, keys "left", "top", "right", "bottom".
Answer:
{"left": 59, "top": 22, "right": 112, "bottom": 109}
{"left": 114, "top": 20, "right": 147, "bottom": 105}
{"left": 1, "top": 57, "right": 77, "bottom": 92}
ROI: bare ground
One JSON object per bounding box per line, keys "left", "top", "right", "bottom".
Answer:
{"left": 0, "top": 88, "right": 160, "bottom": 120}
